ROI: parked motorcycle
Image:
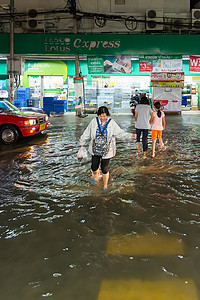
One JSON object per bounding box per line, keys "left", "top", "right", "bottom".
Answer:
{"left": 130, "top": 94, "right": 140, "bottom": 115}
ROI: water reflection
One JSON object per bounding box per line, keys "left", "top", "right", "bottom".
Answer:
{"left": 0, "top": 112, "right": 200, "bottom": 299}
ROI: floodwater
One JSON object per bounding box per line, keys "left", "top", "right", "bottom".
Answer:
{"left": 0, "top": 111, "right": 200, "bottom": 300}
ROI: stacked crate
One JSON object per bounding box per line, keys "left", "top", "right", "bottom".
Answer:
{"left": 114, "top": 88, "right": 122, "bottom": 108}
{"left": 43, "top": 97, "right": 67, "bottom": 115}
{"left": 121, "top": 88, "right": 131, "bottom": 112}
{"left": 53, "top": 100, "right": 67, "bottom": 114}
{"left": 14, "top": 87, "right": 30, "bottom": 108}
{"left": 97, "top": 87, "right": 114, "bottom": 108}
{"left": 43, "top": 96, "right": 57, "bottom": 115}
{"left": 67, "top": 96, "right": 76, "bottom": 111}
{"left": 85, "top": 86, "right": 97, "bottom": 107}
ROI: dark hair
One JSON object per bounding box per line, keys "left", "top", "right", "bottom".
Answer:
{"left": 97, "top": 106, "right": 110, "bottom": 116}
{"left": 140, "top": 96, "right": 149, "bottom": 105}
{"left": 154, "top": 101, "right": 161, "bottom": 118}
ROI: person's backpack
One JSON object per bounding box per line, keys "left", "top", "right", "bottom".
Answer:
{"left": 92, "top": 117, "right": 111, "bottom": 156}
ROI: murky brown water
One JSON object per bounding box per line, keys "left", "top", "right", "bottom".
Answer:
{"left": 0, "top": 112, "right": 200, "bottom": 300}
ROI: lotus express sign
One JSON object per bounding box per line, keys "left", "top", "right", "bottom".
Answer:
{"left": 44, "top": 36, "right": 121, "bottom": 54}
{"left": 5, "top": 34, "right": 200, "bottom": 55}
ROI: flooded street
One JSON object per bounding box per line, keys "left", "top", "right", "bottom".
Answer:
{"left": 0, "top": 111, "right": 200, "bottom": 300}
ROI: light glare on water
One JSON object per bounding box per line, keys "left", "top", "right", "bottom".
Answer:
{"left": 0, "top": 112, "right": 200, "bottom": 299}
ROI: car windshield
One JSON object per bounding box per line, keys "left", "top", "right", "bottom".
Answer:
{"left": 0, "top": 100, "right": 21, "bottom": 113}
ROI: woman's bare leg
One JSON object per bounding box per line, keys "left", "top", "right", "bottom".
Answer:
{"left": 92, "top": 170, "right": 99, "bottom": 180}
{"left": 152, "top": 140, "right": 156, "bottom": 157}
{"left": 102, "top": 172, "right": 109, "bottom": 189}
{"left": 137, "top": 142, "right": 141, "bottom": 153}
{"left": 159, "top": 138, "right": 164, "bottom": 150}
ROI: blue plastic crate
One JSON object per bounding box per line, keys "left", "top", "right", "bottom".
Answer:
{"left": 19, "top": 102, "right": 27, "bottom": 107}
{"left": 43, "top": 105, "right": 54, "bottom": 109}
{"left": 43, "top": 102, "right": 54, "bottom": 106}
{"left": 17, "top": 87, "right": 30, "bottom": 98}
{"left": 42, "top": 108, "right": 52, "bottom": 116}
{"left": 53, "top": 106, "right": 65, "bottom": 114}
{"left": 182, "top": 95, "right": 187, "bottom": 106}
{"left": 14, "top": 100, "right": 20, "bottom": 108}
{"left": 53, "top": 100, "right": 67, "bottom": 110}
{"left": 17, "top": 96, "right": 27, "bottom": 101}
{"left": 54, "top": 100, "right": 67, "bottom": 104}
{"left": 43, "top": 96, "right": 57, "bottom": 103}
{"left": 17, "top": 87, "right": 27, "bottom": 91}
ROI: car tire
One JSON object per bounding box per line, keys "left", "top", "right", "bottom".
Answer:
{"left": 0, "top": 125, "right": 19, "bottom": 145}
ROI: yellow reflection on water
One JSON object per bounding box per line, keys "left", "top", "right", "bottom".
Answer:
{"left": 107, "top": 234, "right": 184, "bottom": 256}
{"left": 98, "top": 279, "right": 198, "bottom": 300}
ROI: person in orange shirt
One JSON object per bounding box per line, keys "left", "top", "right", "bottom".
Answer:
{"left": 151, "top": 101, "right": 166, "bottom": 158}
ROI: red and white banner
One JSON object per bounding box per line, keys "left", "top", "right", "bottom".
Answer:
{"left": 189, "top": 56, "right": 200, "bottom": 73}
{"left": 139, "top": 62, "right": 153, "bottom": 72}
{"left": 150, "top": 72, "right": 184, "bottom": 82}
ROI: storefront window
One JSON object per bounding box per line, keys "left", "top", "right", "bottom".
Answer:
{"left": 43, "top": 76, "right": 63, "bottom": 90}
{"left": 29, "top": 75, "right": 66, "bottom": 107}
{"left": 84, "top": 75, "right": 150, "bottom": 112}
{"left": 29, "top": 76, "right": 41, "bottom": 101}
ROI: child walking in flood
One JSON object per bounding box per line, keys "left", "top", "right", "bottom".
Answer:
{"left": 151, "top": 101, "right": 166, "bottom": 158}
{"left": 78, "top": 106, "right": 135, "bottom": 192}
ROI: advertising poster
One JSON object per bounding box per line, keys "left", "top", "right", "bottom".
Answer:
{"left": 87, "top": 57, "right": 104, "bottom": 74}
{"left": 150, "top": 72, "right": 184, "bottom": 82}
{"left": 88, "top": 55, "right": 132, "bottom": 74}
{"left": 153, "top": 59, "right": 183, "bottom": 72}
{"left": 139, "top": 55, "right": 182, "bottom": 73}
{"left": 189, "top": 56, "right": 200, "bottom": 73}
{"left": 103, "top": 55, "right": 131, "bottom": 74}
{"left": 139, "top": 61, "right": 153, "bottom": 72}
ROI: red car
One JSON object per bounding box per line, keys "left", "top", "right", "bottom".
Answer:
{"left": 0, "top": 99, "right": 50, "bottom": 145}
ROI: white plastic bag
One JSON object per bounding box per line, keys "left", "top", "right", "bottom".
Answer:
{"left": 77, "top": 147, "right": 88, "bottom": 162}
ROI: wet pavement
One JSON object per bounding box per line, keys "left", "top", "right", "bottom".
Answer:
{"left": 0, "top": 111, "right": 200, "bottom": 300}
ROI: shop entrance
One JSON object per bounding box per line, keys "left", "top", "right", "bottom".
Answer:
{"left": 28, "top": 75, "right": 65, "bottom": 108}
{"left": 28, "top": 76, "right": 42, "bottom": 108}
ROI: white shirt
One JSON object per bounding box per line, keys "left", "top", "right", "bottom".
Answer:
{"left": 152, "top": 111, "right": 165, "bottom": 131}
{"left": 79, "top": 117, "right": 132, "bottom": 159}
{"left": 135, "top": 104, "right": 152, "bottom": 129}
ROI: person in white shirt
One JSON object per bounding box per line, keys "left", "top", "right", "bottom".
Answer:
{"left": 151, "top": 101, "right": 166, "bottom": 158}
{"left": 135, "top": 96, "right": 153, "bottom": 158}
{"left": 79, "top": 106, "right": 135, "bottom": 192}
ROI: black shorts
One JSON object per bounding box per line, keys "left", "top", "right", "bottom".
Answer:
{"left": 91, "top": 155, "right": 110, "bottom": 174}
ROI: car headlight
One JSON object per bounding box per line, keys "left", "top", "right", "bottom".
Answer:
{"left": 24, "top": 119, "right": 36, "bottom": 126}
{"left": 45, "top": 115, "right": 48, "bottom": 122}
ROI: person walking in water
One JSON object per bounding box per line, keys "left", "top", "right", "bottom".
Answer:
{"left": 75, "top": 96, "right": 82, "bottom": 116}
{"left": 79, "top": 106, "right": 135, "bottom": 192}
{"left": 135, "top": 96, "right": 153, "bottom": 158}
{"left": 151, "top": 101, "right": 166, "bottom": 158}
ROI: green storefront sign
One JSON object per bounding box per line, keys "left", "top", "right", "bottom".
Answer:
{"left": 22, "top": 60, "right": 67, "bottom": 87}
{"left": 0, "top": 34, "right": 200, "bottom": 56}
